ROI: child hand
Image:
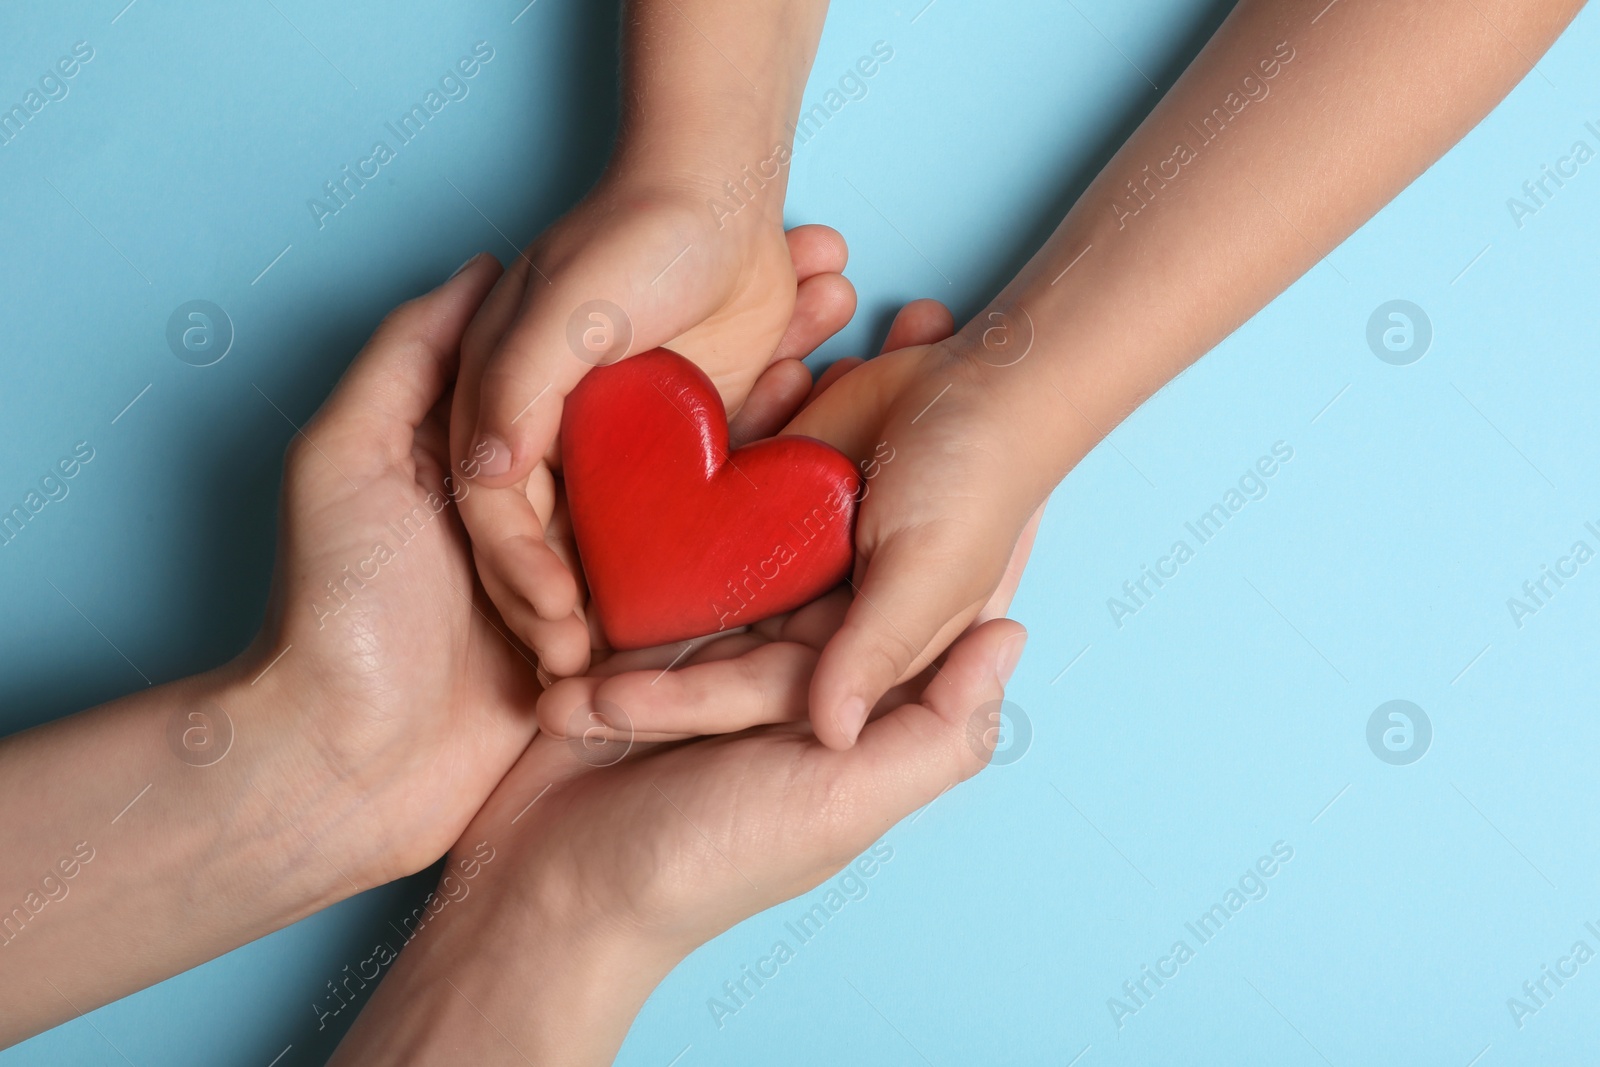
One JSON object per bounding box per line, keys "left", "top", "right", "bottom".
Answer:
{"left": 785, "top": 328, "right": 1049, "bottom": 748}
{"left": 533, "top": 301, "right": 1038, "bottom": 746}
{"left": 447, "top": 183, "right": 854, "bottom": 679}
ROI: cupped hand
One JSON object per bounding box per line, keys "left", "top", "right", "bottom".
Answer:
{"left": 253, "top": 254, "right": 545, "bottom": 886}
{"left": 490, "top": 616, "right": 1022, "bottom": 946}
{"left": 447, "top": 174, "right": 855, "bottom": 679}
{"left": 329, "top": 612, "right": 1024, "bottom": 1066}
{"left": 534, "top": 300, "right": 1039, "bottom": 747}
{"left": 785, "top": 330, "right": 1050, "bottom": 748}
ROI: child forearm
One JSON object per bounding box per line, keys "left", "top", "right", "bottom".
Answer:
{"left": 609, "top": 0, "right": 832, "bottom": 213}
{"left": 970, "top": 0, "right": 1584, "bottom": 474}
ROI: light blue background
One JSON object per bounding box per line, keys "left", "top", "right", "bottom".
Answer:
{"left": 3, "top": 1, "right": 1598, "bottom": 1063}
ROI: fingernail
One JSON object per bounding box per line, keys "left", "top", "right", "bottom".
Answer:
{"left": 448, "top": 252, "right": 484, "bottom": 281}
{"left": 996, "top": 630, "right": 1028, "bottom": 685}
{"left": 835, "top": 697, "right": 869, "bottom": 745}
{"left": 471, "top": 434, "right": 512, "bottom": 478}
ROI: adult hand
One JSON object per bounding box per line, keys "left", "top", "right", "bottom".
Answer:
{"left": 330, "top": 615, "right": 1026, "bottom": 1066}
{"left": 0, "top": 255, "right": 546, "bottom": 1043}
{"left": 257, "top": 252, "right": 547, "bottom": 883}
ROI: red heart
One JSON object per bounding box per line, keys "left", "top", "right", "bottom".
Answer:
{"left": 561, "top": 348, "right": 860, "bottom": 650}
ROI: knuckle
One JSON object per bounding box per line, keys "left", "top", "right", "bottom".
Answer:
{"left": 858, "top": 631, "right": 916, "bottom": 685}
{"left": 732, "top": 654, "right": 770, "bottom": 723}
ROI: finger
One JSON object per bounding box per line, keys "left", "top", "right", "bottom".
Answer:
{"left": 448, "top": 255, "right": 587, "bottom": 660}
{"left": 315, "top": 254, "right": 502, "bottom": 461}
{"left": 810, "top": 527, "right": 1004, "bottom": 749}
{"left": 455, "top": 472, "right": 584, "bottom": 664}
{"left": 797, "top": 298, "right": 950, "bottom": 409}
{"left": 472, "top": 544, "right": 592, "bottom": 677}
{"left": 567, "top": 629, "right": 734, "bottom": 680}
{"left": 465, "top": 280, "right": 589, "bottom": 487}
{"left": 761, "top": 586, "right": 852, "bottom": 649}
{"left": 837, "top": 619, "right": 1027, "bottom": 809}
{"left": 536, "top": 642, "right": 818, "bottom": 740}
{"left": 767, "top": 271, "right": 856, "bottom": 366}
{"left": 768, "top": 621, "right": 1024, "bottom": 859}
{"left": 786, "top": 355, "right": 914, "bottom": 460}
{"left": 452, "top": 264, "right": 585, "bottom": 652}
{"left": 465, "top": 226, "right": 719, "bottom": 489}
{"left": 729, "top": 359, "right": 813, "bottom": 448}
{"left": 450, "top": 253, "right": 537, "bottom": 457}
{"left": 785, "top": 224, "right": 848, "bottom": 281}
{"left": 458, "top": 459, "right": 587, "bottom": 675}
{"left": 802, "top": 356, "right": 864, "bottom": 408}
{"left": 473, "top": 531, "right": 578, "bottom": 622}
{"left": 879, "top": 298, "right": 954, "bottom": 353}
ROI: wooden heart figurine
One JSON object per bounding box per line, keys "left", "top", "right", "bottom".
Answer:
{"left": 560, "top": 348, "right": 860, "bottom": 650}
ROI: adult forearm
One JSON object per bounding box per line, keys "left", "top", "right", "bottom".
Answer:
{"left": 0, "top": 665, "right": 367, "bottom": 1045}
{"left": 975, "top": 0, "right": 1583, "bottom": 470}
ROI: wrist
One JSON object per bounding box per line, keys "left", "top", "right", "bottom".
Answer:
{"left": 196, "top": 661, "right": 385, "bottom": 909}
{"left": 614, "top": 96, "right": 795, "bottom": 165}
{"left": 608, "top": 1, "right": 828, "bottom": 228}
{"left": 928, "top": 332, "right": 1099, "bottom": 488}
{"left": 206, "top": 646, "right": 409, "bottom": 902}
{"left": 957, "top": 194, "right": 1217, "bottom": 470}
{"left": 585, "top": 161, "right": 785, "bottom": 274}
{"left": 458, "top": 903, "right": 673, "bottom": 1064}
{"left": 333, "top": 856, "right": 678, "bottom": 1066}
{"left": 605, "top": 127, "right": 794, "bottom": 242}
{"left": 0, "top": 662, "right": 381, "bottom": 1042}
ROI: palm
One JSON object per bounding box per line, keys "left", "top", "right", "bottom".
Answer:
{"left": 260, "top": 280, "right": 542, "bottom": 883}
{"left": 774, "top": 339, "right": 1047, "bottom": 747}
{"left": 326, "top": 612, "right": 1017, "bottom": 1067}
{"left": 483, "top": 728, "right": 859, "bottom": 939}
{"left": 460, "top": 612, "right": 1015, "bottom": 953}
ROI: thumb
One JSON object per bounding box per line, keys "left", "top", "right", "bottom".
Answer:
{"left": 834, "top": 618, "right": 1028, "bottom": 820}
{"left": 810, "top": 525, "right": 1009, "bottom": 750}
{"left": 462, "top": 220, "right": 732, "bottom": 488}
{"left": 464, "top": 270, "right": 633, "bottom": 486}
